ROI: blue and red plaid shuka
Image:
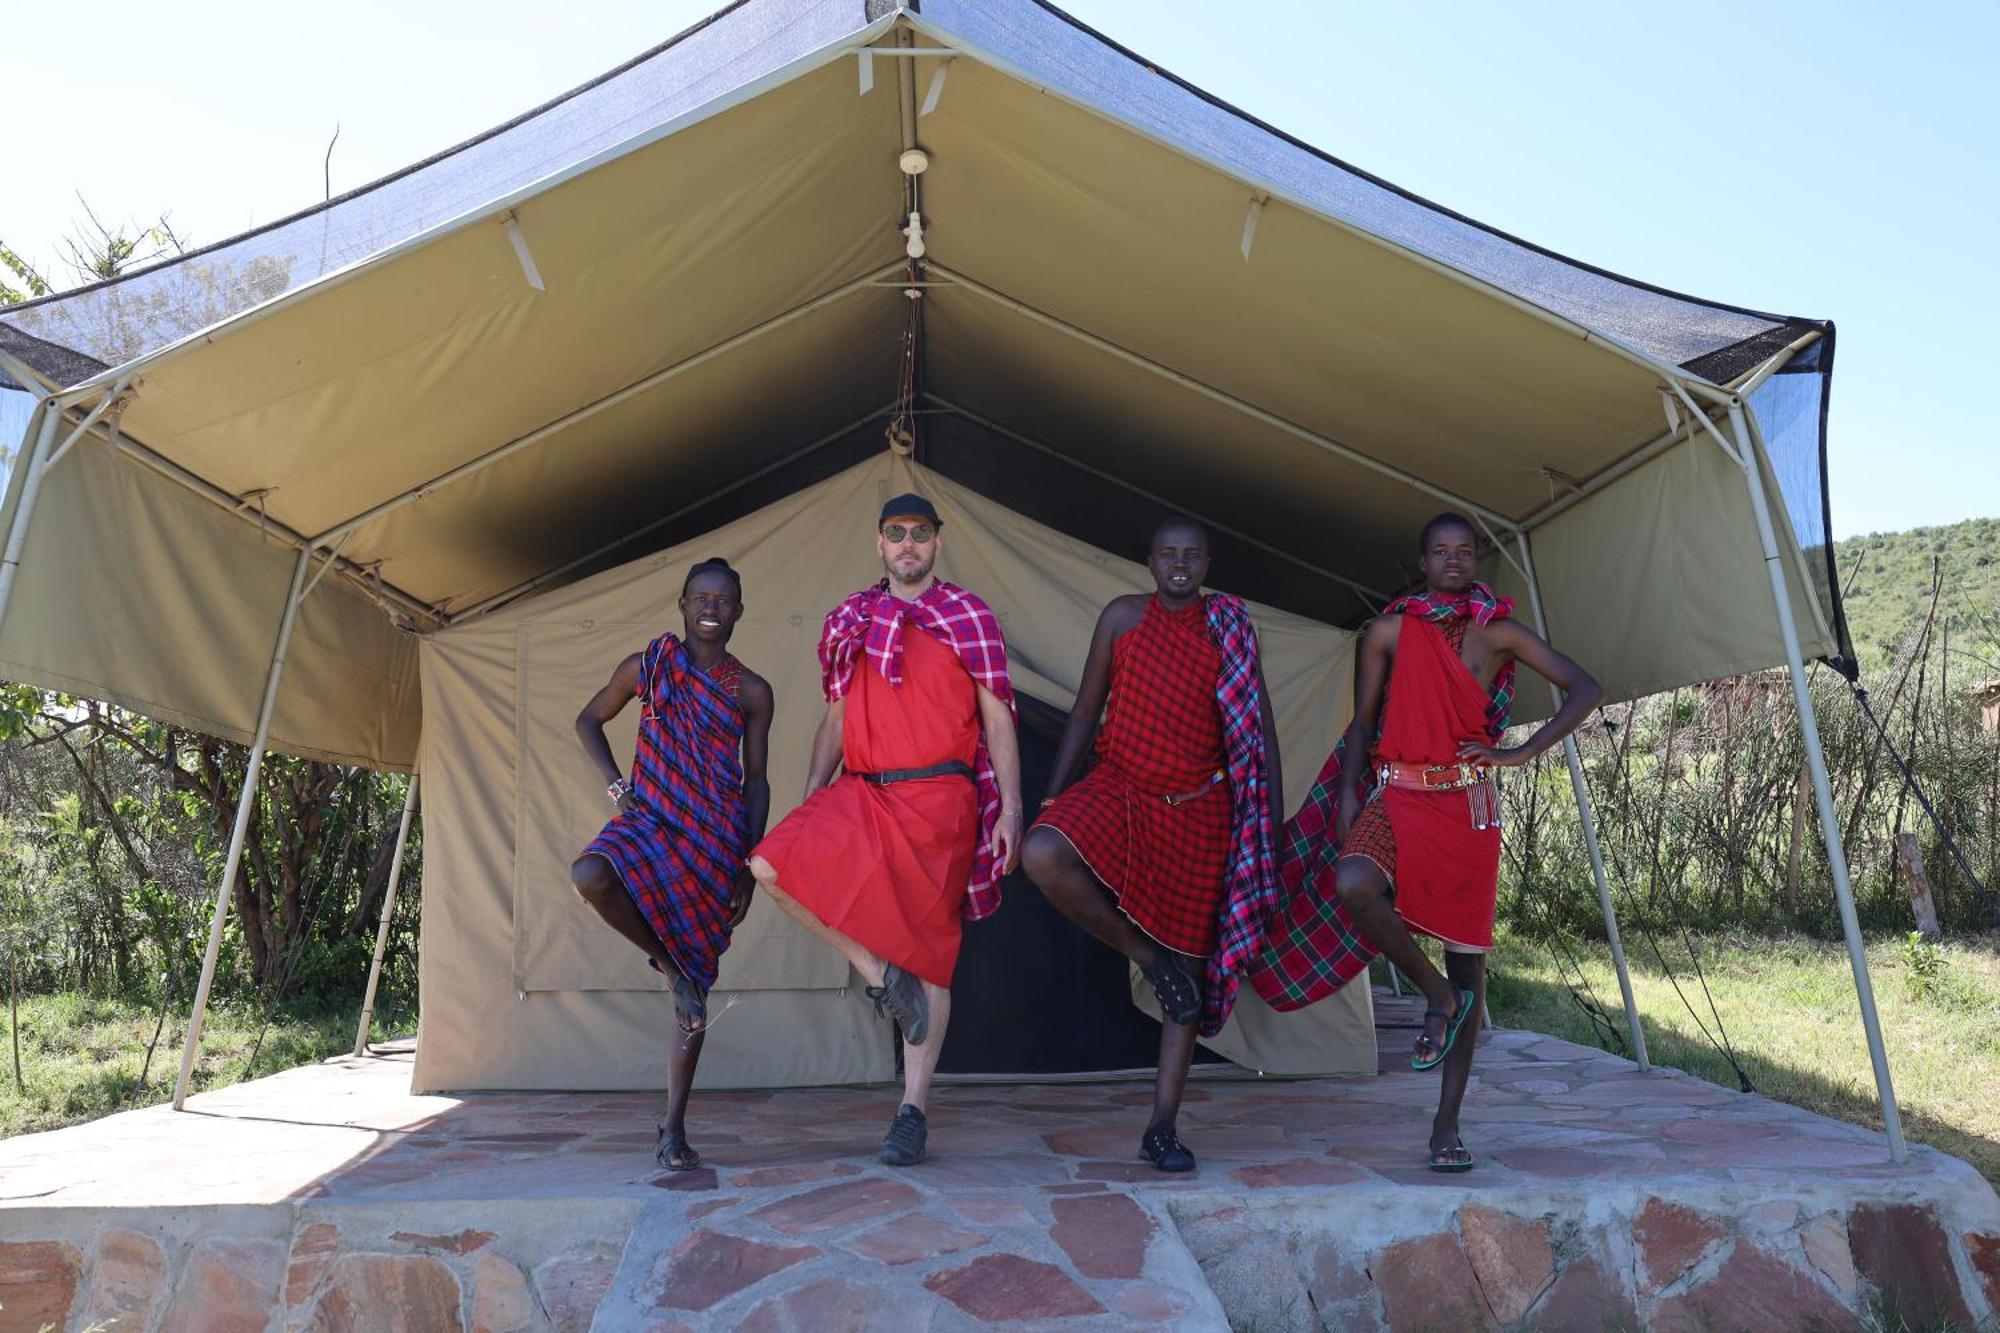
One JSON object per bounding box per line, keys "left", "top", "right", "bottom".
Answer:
{"left": 1198, "top": 594, "right": 1282, "bottom": 1037}
{"left": 1247, "top": 584, "right": 1515, "bottom": 1010}
{"left": 583, "top": 633, "right": 749, "bottom": 992}
{"left": 820, "top": 579, "right": 1016, "bottom": 921}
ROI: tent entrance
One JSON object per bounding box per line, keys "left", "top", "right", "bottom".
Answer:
{"left": 939, "top": 693, "right": 1228, "bottom": 1077}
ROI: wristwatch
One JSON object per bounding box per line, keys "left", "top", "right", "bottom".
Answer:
{"left": 607, "top": 777, "right": 630, "bottom": 804}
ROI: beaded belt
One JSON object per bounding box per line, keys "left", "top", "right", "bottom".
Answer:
{"left": 1377, "top": 761, "right": 1501, "bottom": 830}
{"left": 1377, "top": 761, "right": 1487, "bottom": 792}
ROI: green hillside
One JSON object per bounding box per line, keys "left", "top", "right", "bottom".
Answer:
{"left": 1828, "top": 516, "right": 2000, "bottom": 676}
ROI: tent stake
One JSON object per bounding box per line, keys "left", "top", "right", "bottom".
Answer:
{"left": 1515, "top": 530, "right": 1649, "bottom": 1070}
{"left": 172, "top": 547, "right": 312, "bottom": 1110}
{"left": 1724, "top": 400, "right": 1905, "bottom": 1162}
{"left": 355, "top": 763, "right": 421, "bottom": 1056}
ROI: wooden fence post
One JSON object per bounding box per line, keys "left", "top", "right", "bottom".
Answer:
{"left": 1895, "top": 832, "right": 1941, "bottom": 940}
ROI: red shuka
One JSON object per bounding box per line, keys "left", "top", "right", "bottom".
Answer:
{"left": 1346, "top": 616, "right": 1502, "bottom": 951}
{"left": 1035, "top": 597, "right": 1231, "bottom": 956}
{"left": 753, "top": 626, "right": 980, "bottom": 986}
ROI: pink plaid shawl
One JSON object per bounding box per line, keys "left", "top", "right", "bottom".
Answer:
{"left": 820, "top": 579, "right": 1016, "bottom": 919}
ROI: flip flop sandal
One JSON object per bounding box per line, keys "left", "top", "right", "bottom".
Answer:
{"left": 865, "top": 964, "right": 931, "bottom": 1046}
{"left": 1411, "top": 985, "right": 1478, "bottom": 1072}
{"left": 1139, "top": 953, "right": 1202, "bottom": 1026}
{"left": 1428, "top": 1137, "right": 1475, "bottom": 1174}
{"left": 655, "top": 1128, "right": 701, "bottom": 1171}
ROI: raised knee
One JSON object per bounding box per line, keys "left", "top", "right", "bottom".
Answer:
{"left": 1019, "top": 827, "right": 1069, "bottom": 888}
{"left": 1334, "top": 861, "right": 1382, "bottom": 913}
{"left": 571, "top": 856, "right": 615, "bottom": 904}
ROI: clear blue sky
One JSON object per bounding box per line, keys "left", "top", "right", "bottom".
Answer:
{"left": 6, "top": 1, "right": 1994, "bottom": 538}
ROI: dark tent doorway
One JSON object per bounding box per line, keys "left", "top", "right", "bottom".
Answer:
{"left": 939, "top": 694, "right": 1227, "bottom": 1077}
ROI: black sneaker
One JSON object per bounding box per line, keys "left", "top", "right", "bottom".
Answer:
{"left": 879, "top": 1103, "right": 928, "bottom": 1166}
{"left": 1139, "top": 953, "right": 1202, "bottom": 1026}
{"left": 864, "top": 965, "right": 931, "bottom": 1046}
{"left": 1140, "top": 1122, "right": 1196, "bottom": 1173}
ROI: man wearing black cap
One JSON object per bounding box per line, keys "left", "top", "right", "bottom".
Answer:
{"left": 750, "top": 493, "right": 1022, "bottom": 1165}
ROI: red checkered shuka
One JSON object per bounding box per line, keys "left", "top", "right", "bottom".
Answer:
{"left": 819, "top": 579, "right": 1016, "bottom": 919}
{"left": 1036, "top": 597, "right": 1231, "bottom": 955}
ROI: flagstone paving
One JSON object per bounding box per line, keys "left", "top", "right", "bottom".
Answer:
{"left": 2, "top": 995, "right": 1996, "bottom": 1329}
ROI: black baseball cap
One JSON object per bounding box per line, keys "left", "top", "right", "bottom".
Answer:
{"left": 879, "top": 493, "right": 942, "bottom": 527}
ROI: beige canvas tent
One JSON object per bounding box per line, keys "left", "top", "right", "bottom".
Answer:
{"left": 0, "top": 1, "right": 1899, "bottom": 1149}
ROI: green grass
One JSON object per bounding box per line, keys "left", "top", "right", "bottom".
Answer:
{"left": 1832, "top": 516, "right": 2000, "bottom": 672}
{"left": 1483, "top": 930, "right": 2000, "bottom": 1187}
{"left": 0, "top": 992, "right": 358, "bottom": 1137}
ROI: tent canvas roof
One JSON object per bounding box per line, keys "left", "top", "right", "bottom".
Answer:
{"left": 0, "top": 0, "right": 1843, "bottom": 772}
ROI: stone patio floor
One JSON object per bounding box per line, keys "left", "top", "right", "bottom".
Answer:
{"left": 3, "top": 993, "right": 1997, "bottom": 1330}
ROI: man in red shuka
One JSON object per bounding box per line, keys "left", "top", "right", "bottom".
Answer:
{"left": 749, "top": 494, "right": 1023, "bottom": 1167}
{"left": 1023, "top": 516, "right": 1282, "bottom": 1173}
{"left": 1335, "top": 512, "right": 1601, "bottom": 1172}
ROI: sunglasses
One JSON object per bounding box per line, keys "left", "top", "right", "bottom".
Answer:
{"left": 880, "top": 522, "right": 937, "bottom": 544}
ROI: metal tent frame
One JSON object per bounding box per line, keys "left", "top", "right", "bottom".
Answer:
{"left": 0, "top": 5, "right": 1901, "bottom": 1160}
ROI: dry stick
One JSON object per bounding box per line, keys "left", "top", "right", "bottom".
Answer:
{"left": 1939, "top": 612, "right": 1954, "bottom": 920}
{"left": 1646, "top": 690, "right": 1683, "bottom": 916}
{"left": 1843, "top": 584, "right": 1937, "bottom": 852}
{"left": 8, "top": 949, "right": 21, "bottom": 1094}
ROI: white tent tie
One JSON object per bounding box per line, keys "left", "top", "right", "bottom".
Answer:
{"left": 502, "top": 213, "right": 545, "bottom": 293}
{"left": 1240, "top": 193, "right": 1267, "bottom": 262}
{"left": 919, "top": 58, "right": 952, "bottom": 117}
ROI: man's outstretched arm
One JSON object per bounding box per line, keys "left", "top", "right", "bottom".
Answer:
{"left": 1458, "top": 622, "right": 1603, "bottom": 769}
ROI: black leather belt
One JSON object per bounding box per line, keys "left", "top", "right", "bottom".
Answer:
{"left": 851, "top": 761, "right": 975, "bottom": 785}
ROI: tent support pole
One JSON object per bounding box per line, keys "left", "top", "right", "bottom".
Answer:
{"left": 1515, "top": 530, "right": 1648, "bottom": 1069}
{"left": 355, "top": 763, "right": 421, "bottom": 1057}
{"left": 924, "top": 264, "right": 1520, "bottom": 535}
{"left": 1724, "top": 401, "right": 1905, "bottom": 1162}
{"left": 172, "top": 547, "right": 312, "bottom": 1111}
{"left": 926, "top": 393, "right": 1394, "bottom": 609}
{"left": 0, "top": 401, "right": 58, "bottom": 641}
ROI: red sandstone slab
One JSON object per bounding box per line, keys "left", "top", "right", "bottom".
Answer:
{"left": 1371, "top": 1232, "right": 1495, "bottom": 1331}
{"left": 840, "top": 1211, "right": 989, "bottom": 1265}
{"left": 648, "top": 1230, "right": 819, "bottom": 1311}
{"left": 924, "top": 1253, "right": 1105, "bottom": 1321}
{"left": 1651, "top": 1241, "right": 1859, "bottom": 1332}
{"left": 1634, "top": 1198, "right": 1726, "bottom": 1291}
{"left": 747, "top": 1178, "right": 921, "bottom": 1234}
{"left": 729, "top": 1161, "right": 861, "bottom": 1190}
{"left": 1848, "top": 1202, "right": 1973, "bottom": 1327}
{"left": 742, "top": 1276, "right": 938, "bottom": 1331}
{"left": 1050, "top": 1192, "right": 1156, "bottom": 1278}
{"left": 0, "top": 1240, "right": 82, "bottom": 1333}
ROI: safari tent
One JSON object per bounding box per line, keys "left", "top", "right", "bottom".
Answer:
{"left": 0, "top": 0, "right": 1891, "bottom": 1145}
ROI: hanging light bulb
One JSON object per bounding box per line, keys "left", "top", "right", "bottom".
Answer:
{"left": 904, "top": 210, "right": 926, "bottom": 260}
